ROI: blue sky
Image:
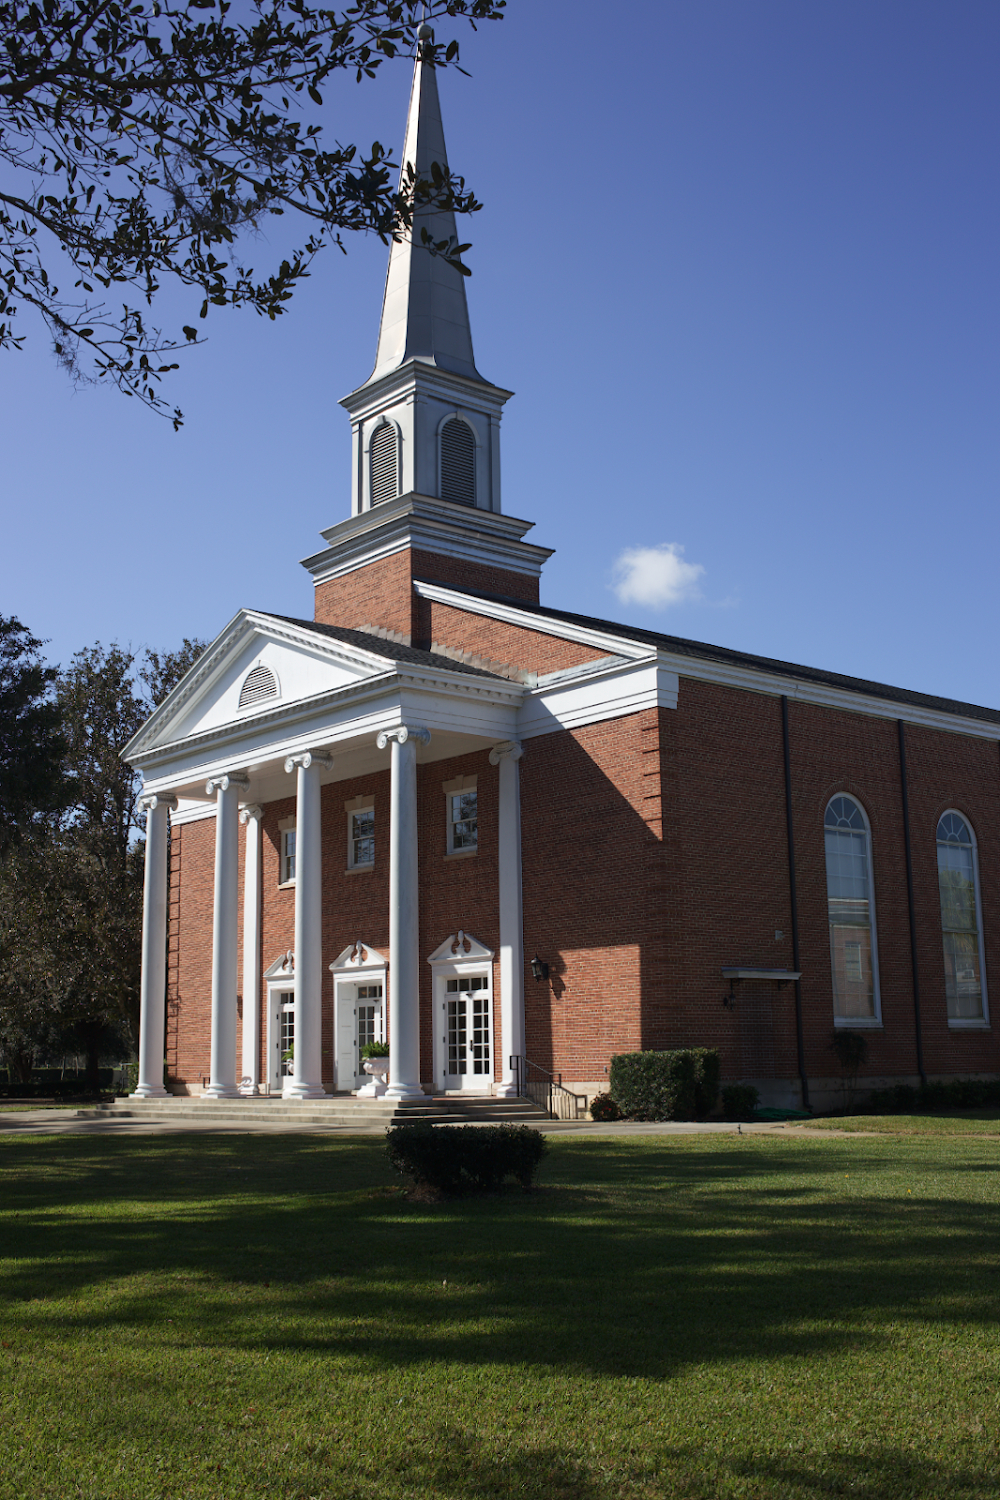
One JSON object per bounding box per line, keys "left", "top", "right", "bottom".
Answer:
{"left": 3, "top": 0, "right": 997, "bottom": 708}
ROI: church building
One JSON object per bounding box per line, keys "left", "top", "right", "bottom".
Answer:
{"left": 125, "top": 41, "right": 1000, "bottom": 1113}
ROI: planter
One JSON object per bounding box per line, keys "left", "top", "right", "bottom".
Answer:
{"left": 357, "top": 1054, "right": 390, "bottom": 1098}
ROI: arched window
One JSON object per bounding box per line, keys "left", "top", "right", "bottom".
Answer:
{"left": 824, "top": 795, "right": 880, "bottom": 1023}
{"left": 239, "top": 663, "right": 278, "bottom": 709}
{"left": 369, "top": 422, "right": 398, "bottom": 506}
{"left": 440, "top": 417, "right": 476, "bottom": 506}
{"left": 937, "top": 812, "right": 988, "bottom": 1023}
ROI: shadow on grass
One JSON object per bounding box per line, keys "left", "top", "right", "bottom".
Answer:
{"left": 2, "top": 1132, "right": 999, "bottom": 1387}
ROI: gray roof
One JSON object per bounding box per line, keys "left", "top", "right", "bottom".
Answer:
{"left": 422, "top": 583, "right": 1000, "bottom": 729}
{"left": 265, "top": 613, "right": 505, "bottom": 681}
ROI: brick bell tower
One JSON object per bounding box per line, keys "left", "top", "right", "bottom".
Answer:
{"left": 302, "top": 27, "right": 552, "bottom": 646}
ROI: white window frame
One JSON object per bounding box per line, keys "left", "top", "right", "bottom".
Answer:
{"left": 366, "top": 417, "right": 401, "bottom": 509}
{"left": 442, "top": 773, "right": 478, "bottom": 857}
{"left": 345, "top": 794, "right": 375, "bottom": 872}
{"left": 278, "top": 817, "right": 296, "bottom": 887}
{"left": 824, "top": 793, "right": 883, "bottom": 1029}
{"left": 937, "top": 809, "right": 990, "bottom": 1030}
{"left": 436, "top": 411, "right": 479, "bottom": 508}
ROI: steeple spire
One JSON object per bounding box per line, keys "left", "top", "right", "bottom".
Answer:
{"left": 368, "top": 34, "right": 483, "bottom": 385}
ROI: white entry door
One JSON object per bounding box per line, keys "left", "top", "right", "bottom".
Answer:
{"left": 266, "top": 988, "right": 294, "bottom": 1093}
{"left": 335, "top": 982, "right": 384, "bottom": 1090}
{"left": 440, "top": 974, "right": 492, "bottom": 1092}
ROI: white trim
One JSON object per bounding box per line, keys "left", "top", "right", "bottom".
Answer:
{"left": 825, "top": 793, "right": 883, "bottom": 1029}
{"left": 329, "top": 943, "right": 387, "bottom": 1092}
{"left": 518, "top": 657, "right": 679, "bottom": 738}
{"left": 347, "top": 800, "right": 375, "bottom": 870}
{"left": 427, "top": 932, "right": 495, "bottom": 1094}
{"left": 262, "top": 953, "right": 295, "bottom": 1095}
{"left": 937, "top": 808, "right": 991, "bottom": 1029}
{"left": 412, "top": 580, "right": 1000, "bottom": 743}
{"left": 445, "top": 782, "right": 478, "bottom": 856}
{"left": 166, "top": 798, "right": 216, "bottom": 826}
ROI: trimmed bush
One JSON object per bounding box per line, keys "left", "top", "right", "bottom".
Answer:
{"left": 360, "top": 1042, "right": 390, "bottom": 1059}
{"left": 721, "top": 1083, "right": 760, "bottom": 1121}
{"left": 608, "top": 1049, "right": 721, "bottom": 1122}
{"left": 868, "top": 1077, "right": 1000, "bottom": 1114}
{"left": 589, "top": 1091, "right": 621, "bottom": 1122}
{"left": 385, "top": 1123, "right": 547, "bottom": 1195}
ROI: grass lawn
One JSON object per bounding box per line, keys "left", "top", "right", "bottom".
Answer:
{"left": 2, "top": 1132, "right": 1000, "bottom": 1499}
{"left": 811, "top": 1112, "right": 1000, "bottom": 1136}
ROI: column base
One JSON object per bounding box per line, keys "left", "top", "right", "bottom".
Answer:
{"left": 494, "top": 1081, "right": 522, "bottom": 1099}
{"left": 385, "top": 1081, "right": 427, "bottom": 1101}
{"left": 283, "top": 1082, "right": 328, "bottom": 1100}
{"left": 131, "top": 1084, "right": 169, "bottom": 1100}
{"left": 202, "top": 1084, "right": 241, "bottom": 1099}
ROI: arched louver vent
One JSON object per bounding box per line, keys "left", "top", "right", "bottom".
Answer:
{"left": 440, "top": 418, "right": 476, "bottom": 507}
{"left": 239, "top": 664, "right": 278, "bottom": 710}
{"left": 370, "top": 423, "right": 399, "bottom": 506}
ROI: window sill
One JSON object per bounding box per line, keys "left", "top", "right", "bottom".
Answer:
{"left": 345, "top": 863, "right": 375, "bottom": 875}
{"left": 948, "top": 1020, "right": 991, "bottom": 1030}
{"left": 277, "top": 879, "right": 296, "bottom": 890}
{"left": 833, "top": 1019, "right": 883, "bottom": 1030}
{"left": 445, "top": 848, "right": 478, "bottom": 861}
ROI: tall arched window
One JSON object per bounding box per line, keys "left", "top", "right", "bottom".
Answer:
{"left": 440, "top": 417, "right": 476, "bottom": 506}
{"left": 824, "top": 795, "right": 880, "bottom": 1023}
{"left": 369, "top": 422, "right": 398, "bottom": 506}
{"left": 937, "top": 812, "right": 988, "bottom": 1024}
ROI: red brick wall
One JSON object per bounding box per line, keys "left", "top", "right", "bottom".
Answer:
{"left": 312, "top": 546, "right": 539, "bottom": 642}
{"left": 421, "top": 598, "right": 606, "bottom": 677}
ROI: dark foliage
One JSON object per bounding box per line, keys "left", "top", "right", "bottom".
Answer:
{"left": 867, "top": 1076, "right": 1000, "bottom": 1114}
{"left": 0, "top": 617, "right": 66, "bottom": 850}
{"left": 609, "top": 1049, "right": 721, "bottom": 1122}
{"left": 721, "top": 1083, "right": 760, "bottom": 1121}
{"left": 385, "top": 1122, "right": 546, "bottom": 1195}
{"left": 588, "top": 1091, "right": 621, "bottom": 1122}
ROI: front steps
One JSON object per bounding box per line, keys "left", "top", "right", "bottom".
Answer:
{"left": 74, "top": 1094, "right": 551, "bottom": 1129}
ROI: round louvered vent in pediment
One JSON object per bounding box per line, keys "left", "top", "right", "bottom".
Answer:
{"left": 239, "top": 664, "right": 279, "bottom": 710}
{"left": 440, "top": 417, "right": 476, "bottom": 506}
{"left": 370, "top": 422, "right": 399, "bottom": 505}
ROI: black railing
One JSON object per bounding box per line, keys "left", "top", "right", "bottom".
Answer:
{"left": 510, "top": 1055, "right": 587, "bottom": 1121}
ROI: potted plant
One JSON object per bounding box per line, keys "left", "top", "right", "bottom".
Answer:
{"left": 358, "top": 1040, "right": 391, "bottom": 1097}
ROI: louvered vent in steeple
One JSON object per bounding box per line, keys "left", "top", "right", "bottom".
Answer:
{"left": 440, "top": 418, "right": 475, "bottom": 507}
{"left": 370, "top": 423, "right": 399, "bottom": 505}
{"left": 239, "top": 664, "right": 278, "bottom": 709}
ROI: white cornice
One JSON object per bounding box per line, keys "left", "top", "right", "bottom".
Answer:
{"left": 340, "top": 360, "right": 513, "bottom": 419}
{"left": 413, "top": 581, "right": 1000, "bottom": 743}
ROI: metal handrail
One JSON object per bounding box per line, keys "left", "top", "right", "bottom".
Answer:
{"left": 511, "top": 1054, "right": 587, "bottom": 1121}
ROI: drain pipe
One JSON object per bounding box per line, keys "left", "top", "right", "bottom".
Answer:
{"left": 781, "top": 697, "right": 810, "bottom": 1111}
{"left": 897, "top": 719, "right": 927, "bottom": 1087}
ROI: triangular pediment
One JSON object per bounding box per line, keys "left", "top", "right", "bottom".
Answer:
{"left": 427, "top": 931, "right": 494, "bottom": 964}
{"left": 126, "top": 611, "right": 400, "bottom": 757}
{"left": 330, "top": 941, "right": 388, "bottom": 973}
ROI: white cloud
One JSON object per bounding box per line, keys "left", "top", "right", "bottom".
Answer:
{"left": 610, "top": 543, "right": 705, "bottom": 609}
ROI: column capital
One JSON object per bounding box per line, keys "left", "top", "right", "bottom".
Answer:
{"left": 283, "top": 750, "right": 333, "bottom": 775}
{"left": 239, "top": 804, "right": 264, "bottom": 825}
{"left": 376, "top": 725, "right": 431, "bottom": 751}
{"left": 139, "top": 791, "right": 178, "bottom": 812}
{"left": 206, "top": 773, "right": 250, "bottom": 796}
{"left": 489, "top": 740, "right": 523, "bottom": 766}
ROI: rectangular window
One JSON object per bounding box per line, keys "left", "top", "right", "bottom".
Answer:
{"left": 350, "top": 807, "right": 375, "bottom": 867}
{"left": 280, "top": 827, "right": 296, "bottom": 884}
{"left": 938, "top": 840, "right": 984, "bottom": 1020}
{"left": 449, "top": 790, "right": 478, "bottom": 853}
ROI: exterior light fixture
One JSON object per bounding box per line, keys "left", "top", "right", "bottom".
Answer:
{"left": 530, "top": 955, "right": 549, "bottom": 983}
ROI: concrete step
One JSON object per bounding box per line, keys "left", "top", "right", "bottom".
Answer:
{"left": 75, "top": 1094, "right": 551, "bottom": 1128}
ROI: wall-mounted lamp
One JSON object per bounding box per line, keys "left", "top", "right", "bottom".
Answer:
{"left": 530, "top": 955, "right": 550, "bottom": 983}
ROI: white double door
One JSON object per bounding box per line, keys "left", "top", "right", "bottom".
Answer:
{"left": 439, "top": 973, "right": 493, "bottom": 1093}
{"left": 336, "top": 981, "right": 385, "bottom": 1091}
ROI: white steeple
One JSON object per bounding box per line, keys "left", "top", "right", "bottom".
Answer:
{"left": 368, "top": 33, "right": 482, "bottom": 385}
{"left": 340, "top": 37, "right": 513, "bottom": 519}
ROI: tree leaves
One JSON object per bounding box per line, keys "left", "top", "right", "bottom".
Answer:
{"left": 0, "top": 0, "right": 506, "bottom": 425}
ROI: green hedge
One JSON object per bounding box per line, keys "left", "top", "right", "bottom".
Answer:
{"left": 609, "top": 1049, "right": 720, "bottom": 1122}
{"left": 868, "top": 1077, "right": 1000, "bottom": 1114}
{"left": 385, "top": 1123, "right": 547, "bottom": 1195}
{"left": 0, "top": 1068, "right": 115, "bottom": 1098}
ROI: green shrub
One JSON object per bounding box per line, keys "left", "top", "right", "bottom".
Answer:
{"left": 385, "top": 1123, "right": 547, "bottom": 1195}
{"left": 589, "top": 1091, "right": 621, "bottom": 1122}
{"left": 721, "top": 1083, "right": 760, "bottom": 1121}
{"left": 361, "top": 1041, "right": 390, "bottom": 1059}
{"left": 608, "top": 1049, "right": 720, "bottom": 1122}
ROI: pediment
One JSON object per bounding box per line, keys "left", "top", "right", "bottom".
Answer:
{"left": 427, "top": 931, "right": 494, "bottom": 964}
{"left": 128, "top": 611, "right": 397, "bottom": 756}
{"left": 330, "top": 941, "right": 388, "bottom": 973}
{"left": 263, "top": 951, "right": 295, "bottom": 980}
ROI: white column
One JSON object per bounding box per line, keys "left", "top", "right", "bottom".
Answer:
{"left": 239, "top": 805, "right": 263, "bottom": 1095}
{"left": 490, "top": 741, "right": 525, "bottom": 1097}
{"left": 377, "top": 724, "right": 430, "bottom": 1100}
{"left": 283, "top": 750, "right": 331, "bottom": 1099}
{"left": 204, "top": 772, "right": 248, "bottom": 1099}
{"left": 133, "top": 792, "right": 177, "bottom": 1098}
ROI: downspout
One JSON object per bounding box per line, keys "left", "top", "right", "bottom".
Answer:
{"left": 781, "top": 696, "right": 810, "bottom": 1111}
{"left": 897, "top": 719, "right": 927, "bottom": 1086}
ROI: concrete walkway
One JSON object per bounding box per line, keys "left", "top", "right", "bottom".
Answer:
{"left": 0, "top": 1107, "right": 834, "bottom": 1139}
